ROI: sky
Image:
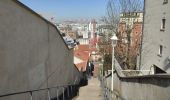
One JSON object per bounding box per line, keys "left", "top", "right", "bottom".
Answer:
{"left": 19, "top": 0, "right": 108, "bottom": 22}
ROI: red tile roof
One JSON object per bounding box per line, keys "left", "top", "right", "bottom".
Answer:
{"left": 77, "top": 45, "right": 90, "bottom": 51}
{"left": 74, "top": 51, "right": 90, "bottom": 61}
{"left": 76, "top": 44, "right": 97, "bottom": 52}
{"left": 76, "top": 61, "right": 88, "bottom": 72}
{"left": 74, "top": 44, "right": 98, "bottom": 71}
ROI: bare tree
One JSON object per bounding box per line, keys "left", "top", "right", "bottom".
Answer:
{"left": 102, "top": 0, "right": 144, "bottom": 69}
{"left": 103, "top": 0, "right": 143, "bottom": 31}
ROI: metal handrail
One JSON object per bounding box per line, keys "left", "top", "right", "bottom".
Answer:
{"left": 99, "top": 76, "right": 114, "bottom": 100}
{"left": 0, "top": 84, "right": 79, "bottom": 99}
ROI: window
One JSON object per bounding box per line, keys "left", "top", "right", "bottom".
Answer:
{"left": 163, "top": 0, "right": 168, "bottom": 4}
{"left": 158, "top": 45, "right": 163, "bottom": 56}
{"left": 160, "top": 18, "right": 166, "bottom": 31}
{"left": 136, "top": 13, "right": 138, "bottom": 16}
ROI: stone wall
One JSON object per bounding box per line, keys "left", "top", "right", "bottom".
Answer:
{"left": 113, "top": 59, "right": 170, "bottom": 100}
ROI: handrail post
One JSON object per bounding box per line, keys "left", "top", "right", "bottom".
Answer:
{"left": 48, "top": 89, "right": 51, "bottom": 100}
{"left": 30, "top": 92, "right": 33, "bottom": 100}
{"left": 57, "top": 88, "right": 59, "bottom": 100}
{"left": 63, "top": 87, "right": 65, "bottom": 100}
{"left": 67, "top": 86, "right": 70, "bottom": 98}
{"left": 70, "top": 86, "right": 73, "bottom": 97}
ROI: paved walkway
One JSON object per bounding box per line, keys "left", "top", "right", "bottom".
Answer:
{"left": 75, "top": 78, "right": 103, "bottom": 100}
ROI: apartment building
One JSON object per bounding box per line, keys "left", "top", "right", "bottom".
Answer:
{"left": 140, "top": 0, "right": 170, "bottom": 73}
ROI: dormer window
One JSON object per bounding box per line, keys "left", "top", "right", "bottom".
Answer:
{"left": 163, "top": 0, "right": 168, "bottom": 4}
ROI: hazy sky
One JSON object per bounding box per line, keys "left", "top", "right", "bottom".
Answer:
{"left": 19, "top": 0, "right": 108, "bottom": 22}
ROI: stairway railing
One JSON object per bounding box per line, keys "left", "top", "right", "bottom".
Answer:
{"left": 0, "top": 84, "right": 79, "bottom": 100}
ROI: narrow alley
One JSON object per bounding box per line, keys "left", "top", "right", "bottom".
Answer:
{"left": 74, "top": 78, "right": 103, "bottom": 100}
{"left": 1, "top": 0, "right": 170, "bottom": 100}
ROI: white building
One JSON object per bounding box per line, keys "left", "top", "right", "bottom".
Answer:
{"left": 139, "top": 0, "right": 170, "bottom": 73}
{"left": 76, "top": 24, "right": 90, "bottom": 45}
{"left": 88, "top": 19, "right": 97, "bottom": 38}
{"left": 120, "top": 12, "right": 143, "bottom": 27}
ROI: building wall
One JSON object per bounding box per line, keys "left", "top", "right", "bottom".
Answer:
{"left": 116, "top": 21, "right": 142, "bottom": 69}
{"left": 0, "top": 0, "right": 81, "bottom": 99}
{"left": 77, "top": 38, "right": 89, "bottom": 45}
{"left": 117, "top": 23, "right": 126, "bottom": 59}
{"left": 140, "top": 0, "right": 170, "bottom": 72}
{"left": 130, "top": 22, "right": 142, "bottom": 59}
{"left": 89, "top": 20, "right": 97, "bottom": 38}
{"left": 120, "top": 12, "right": 143, "bottom": 27}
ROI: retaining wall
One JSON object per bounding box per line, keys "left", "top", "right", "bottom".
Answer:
{"left": 0, "top": 0, "right": 81, "bottom": 99}
{"left": 113, "top": 59, "right": 170, "bottom": 100}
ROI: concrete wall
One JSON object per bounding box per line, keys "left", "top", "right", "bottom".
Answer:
{"left": 113, "top": 59, "right": 170, "bottom": 100}
{"left": 140, "top": 0, "right": 170, "bottom": 72}
{"left": 0, "top": 0, "right": 81, "bottom": 99}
